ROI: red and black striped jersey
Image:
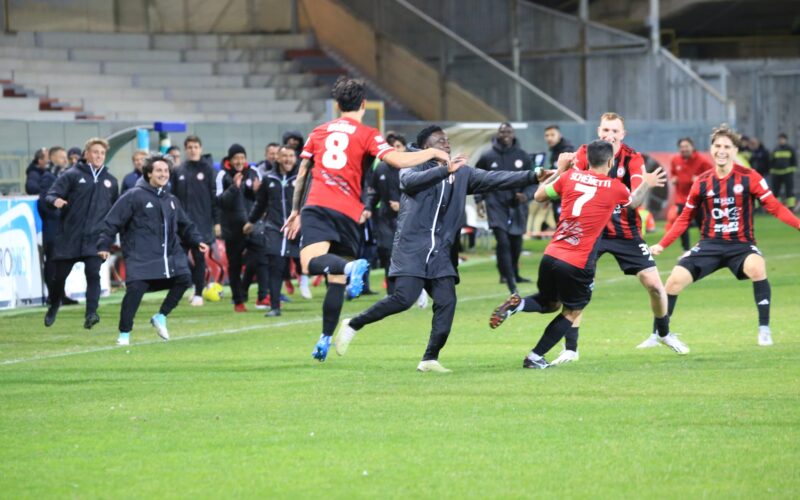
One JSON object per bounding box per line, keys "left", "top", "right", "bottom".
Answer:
{"left": 660, "top": 164, "right": 800, "bottom": 248}
{"left": 574, "top": 143, "right": 644, "bottom": 240}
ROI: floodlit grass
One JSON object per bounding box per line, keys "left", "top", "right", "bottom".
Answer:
{"left": 1, "top": 216, "right": 798, "bottom": 498}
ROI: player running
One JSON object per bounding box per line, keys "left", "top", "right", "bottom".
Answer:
{"left": 648, "top": 125, "right": 800, "bottom": 347}
{"left": 488, "top": 141, "right": 681, "bottom": 368}
{"left": 283, "top": 77, "right": 450, "bottom": 362}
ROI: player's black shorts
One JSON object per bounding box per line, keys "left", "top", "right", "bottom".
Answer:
{"left": 678, "top": 239, "right": 762, "bottom": 281}
{"left": 537, "top": 255, "right": 595, "bottom": 310}
{"left": 300, "top": 205, "right": 360, "bottom": 258}
{"left": 595, "top": 237, "right": 656, "bottom": 275}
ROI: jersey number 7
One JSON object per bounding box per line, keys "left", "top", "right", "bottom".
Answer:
{"left": 572, "top": 183, "right": 597, "bottom": 216}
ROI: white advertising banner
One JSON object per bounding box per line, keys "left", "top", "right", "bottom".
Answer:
{"left": 0, "top": 197, "right": 44, "bottom": 309}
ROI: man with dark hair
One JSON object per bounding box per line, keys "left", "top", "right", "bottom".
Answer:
{"left": 37, "top": 146, "right": 69, "bottom": 306}
{"left": 44, "top": 137, "right": 119, "bottom": 329}
{"left": 333, "top": 126, "right": 544, "bottom": 372}
{"left": 283, "top": 76, "right": 450, "bottom": 362}
{"left": 651, "top": 125, "right": 800, "bottom": 348}
{"left": 25, "top": 148, "right": 49, "bottom": 195}
{"left": 67, "top": 147, "right": 81, "bottom": 167}
{"left": 121, "top": 150, "right": 148, "bottom": 194}
{"left": 771, "top": 133, "right": 797, "bottom": 209}
{"left": 257, "top": 142, "right": 281, "bottom": 177}
{"left": 489, "top": 141, "right": 676, "bottom": 368}
{"left": 670, "top": 137, "right": 713, "bottom": 251}
{"left": 97, "top": 154, "right": 208, "bottom": 346}
{"left": 216, "top": 143, "right": 261, "bottom": 312}
{"left": 166, "top": 145, "right": 181, "bottom": 168}
{"left": 748, "top": 136, "right": 771, "bottom": 178}
{"left": 172, "top": 135, "right": 220, "bottom": 306}
{"left": 475, "top": 122, "right": 535, "bottom": 294}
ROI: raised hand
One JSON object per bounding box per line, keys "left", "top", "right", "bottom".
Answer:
{"left": 644, "top": 167, "right": 667, "bottom": 188}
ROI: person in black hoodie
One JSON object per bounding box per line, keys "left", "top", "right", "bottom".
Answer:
{"left": 24, "top": 148, "right": 49, "bottom": 195}
{"left": 475, "top": 123, "right": 535, "bottom": 294}
{"left": 215, "top": 143, "right": 261, "bottom": 311}
{"left": 97, "top": 154, "right": 208, "bottom": 346}
{"left": 44, "top": 138, "right": 119, "bottom": 329}
{"left": 243, "top": 145, "right": 299, "bottom": 317}
{"left": 37, "top": 146, "right": 71, "bottom": 305}
{"left": 171, "top": 135, "right": 221, "bottom": 306}
{"left": 333, "top": 125, "right": 541, "bottom": 373}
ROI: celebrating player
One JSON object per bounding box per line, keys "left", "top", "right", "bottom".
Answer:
{"left": 489, "top": 141, "right": 679, "bottom": 368}
{"left": 283, "top": 77, "right": 450, "bottom": 362}
{"left": 649, "top": 125, "right": 800, "bottom": 347}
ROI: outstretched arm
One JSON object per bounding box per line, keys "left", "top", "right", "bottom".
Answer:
{"left": 383, "top": 148, "right": 450, "bottom": 169}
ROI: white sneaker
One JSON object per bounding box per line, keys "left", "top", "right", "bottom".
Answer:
{"left": 636, "top": 333, "right": 660, "bottom": 349}
{"left": 417, "top": 290, "right": 429, "bottom": 309}
{"left": 416, "top": 360, "right": 452, "bottom": 373}
{"left": 758, "top": 326, "right": 773, "bottom": 346}
{"left": 187, "top": 294, "right": 196, "bottom": 304}
{"left": 116, "top": 333, "right": 130, "bottom": 346}
{"left": 299, "top": 275, "right": 312, "bottom": 299}
{"left": 550, "top": 350, "right": 579, "bottom": 365}
{"left": 190, "top": 295, "right": 204, "bottom": 307}
{"left": 334, "top": 319, "right": 357, "bottom": 356}
{"left": 657, "top": 333, "right": 690, "bottom": 354}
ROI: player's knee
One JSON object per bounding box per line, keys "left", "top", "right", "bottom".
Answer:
{"left": 743, "top": 255, "right": 767, "bottom": 281}
{"left": 543, "top": 301, "right": 561, "bottom": 313}
{"left": 328, "top": 274, "right": 347, "bottom": 285}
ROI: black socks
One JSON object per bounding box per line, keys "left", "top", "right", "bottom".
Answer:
{"left": 321, "top": 283, "right": 346, "bottom": 336}
{"left": 308, "top": 254, "right": 348, "bottom": 276}
{"left": 753, "top": 279, "right": 771, "bottom": 327}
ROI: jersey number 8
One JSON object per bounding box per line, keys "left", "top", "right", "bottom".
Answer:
{"left": 322, "top": 132, "right": 350, "bottom": 170}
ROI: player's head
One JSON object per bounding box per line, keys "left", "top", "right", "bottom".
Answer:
{"left": 48, "top": 146, "right": 67, "bottom": 168}
{"left": 544, "top": 125, "right": 562, "bottom": 148}
{"left": 497, "top": 122, "right": 515, "bottom": 148}
{"left": 709, "top": 124, "right": 740, "bottom": 169}
{"left": 586, "top": 140, "right": 614, "bottom": 174}
{"left": 166, "top": 145, "right": 181, "bottom": 166}
{"left": 277, "top": 145, "right": 296, "bottom": 174}
{"left": 677, "top": 137, "right": 695, "bottom": 158}
{"left": 131, "top": 150, "right": 147, "bottom": 172}
{"left": 83, "top": 137, "right": 109, "bottom": 167}
{"left": 332, "top": 76, "right": 366, "bottom": 113}
{"left": 748, "top": 136, "right": 761, "bottom": 149}
{"left": 184, "top": 135, "right": 202, "bottom": 162}
{"left": 67, "top": 146, "right": 81, "bottom": 165}
{"left": 227, "top": 143, "right": 248, "bottom": 172}
{"left": 778, "top": 133, "right": 788, "bottom": 146}
{"left": 386, "top": 132, "right": 407, "bottom": 152}
{"left": 597, "top": 112, "right": 625, "bottom": 154}
{"left": 142, "top": 153, "right": 173, "bottom": 188}
{"left": 265, "top": 142, "right": 280, "bottom": 163}
{"left": 417, "top": 125, "right": 449, "bottom": 154}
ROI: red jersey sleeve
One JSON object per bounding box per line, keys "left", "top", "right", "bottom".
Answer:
{"left": 300, "top": 131, "right": 317, "bottom": 160}
{"left": 364, "top": 129, "right": 394, "bottom": 161}
{"left": 659, "top": 179, "right": 701, "bottom": 248}
{"left": 573, "top": 145, "right": 588, "bottom": 170}
{"left": 627, "top": 153, "right": 644, "bottom": 191}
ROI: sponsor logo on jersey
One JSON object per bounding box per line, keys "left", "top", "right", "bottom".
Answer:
{"left": 617, "top": 166, "right": 626, "bottom": 177}
{"left": 145, "top": 202, "right": 154, "bottom": 208}
{"left": 514, "top": 159, "right": 523, "bottom": 168}
{"left": 326, "top": 122, "right": 357, "bottom": 134}
{"left": 104, "top": 179, "right": 112, "bottom": 188}
{"left": 733, "top": 183, "right": 743, "bottom": 194}
{"left": 79, "top": 178, "right": 87, "bottom": 184}
{"left": 197, "top": 172, "right": 204, "bottom": 180}
{"left": 379, "top": 174, "right": 386, "bottom": 180}
{"left": 269, "top": 182, "right": 276, "bottom": 188}
{"left": 706, "top": 189, "right": 715, "bottom": 196}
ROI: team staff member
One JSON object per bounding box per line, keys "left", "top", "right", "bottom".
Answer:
{"left": 98, "top": 154, "right": 208, "bottom": 346}
{"left": 670, "top": 137, "right": 713, "bottom": 251}
{"left": 44, "top": 138, "right": 119, "bottom": 329}
{"left": 650, "top": 125, "right": 800, "bottom": 347}
{"left": 771, "top": 133, "right": 797, "bottom": 209}
{"left": 244, "top": 146, "right": 299, "bottom": 317}
{"left": 283, "top": 76, "right": 450, "bottom": 362}
{"left": 121, "top": 151, "right": 148, "bottom": 194}
{"left": 37, "top": 147, "right": 70, "bottom": 305}
{"left": 333, "top": 126, "right": 545, "bottom": 373}
{"left": 172, "top": 135, "right": 221, "bottom": 306}
{"left": 475, "top": 122, "right": 535, "bottom": 293}
{"left": 489, "top": 142, "right": 679, "bottom": 368}
{"left": 367, "top": 140, "right": 402, "bottom": 295}
{"left": 216, "top": 143, "right": 261, "bottom": 312}
{"left": 572, "top": 113, "right": 670, "bottom": 351}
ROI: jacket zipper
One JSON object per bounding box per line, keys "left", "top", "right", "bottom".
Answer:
{"left": 425, "top": 180, "right": 446, "bottom": 265}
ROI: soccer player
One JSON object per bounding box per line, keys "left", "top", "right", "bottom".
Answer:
{"left": 670, "top": 137, "right": 713, "bottom": 251}
{"left": 172, "top": 135, "right": 220, "bottom": 307}
{"left": 571, "top": 113, "right": 670, "bottom": 350}
{"left": 333, "top": 125, "right": 544, "bottom": 373}
{"left": 283, "top": 77, "right": 450, "bottom": 362}
{"left": 649, "top": 125, "right": 800, "bottom": 347}
{"left": 475, "top": 122, "right": 535, "bottom": 294}
{"left": 489, "top": 141, "right": 679, "bottom": 368}
{"left": 44, "top": 138, "right": 119, "bottom": 329}
{"left": 97, "top": 154, "right": 208, "bottom": 346}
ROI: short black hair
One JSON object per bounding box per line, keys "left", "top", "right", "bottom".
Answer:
{"left": 544, "top": 124, "right": 560, "bottom": 132}
{"left": 417, "top": 125, "right": 443, "bottom": 148}
{"left": 142, "top": 153, "right": 173, "bottom": 182}
{"left": 677, "top": 137, "right": 694, "bottom": 147}
{"left": 332, "top": 76, "right": 366, "bottom": 112}
{"left": 586, "top": 140, "right": 614, "bottom": 168}
{"left": 184, "top": 135, "right": 202, "bottom": 147}
{"left": 391, "top": 133, "right": 407, "bottom": 146}
{"left": 34, "top": 149, "right": 47, "bottom": 162}
{"left": 166, "top": 145, "right": 180, "bottom": 154}
{"left": 266, "top": 142, "right": 280, "bottom": 149}
{"left": 48, "top": 146, "right": 65, "bottom": 158}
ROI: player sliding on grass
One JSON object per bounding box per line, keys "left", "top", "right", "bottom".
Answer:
{"left": 489, "top": 141, "right": 683, "bottom": 369}
{"left": 283, "top": 77, "right": 450, "bottom": 362}
{"left": 648, "top": 125, "right": 800, "bottom": 347}
{"left": 333, "top": 125, "right": 543, "bottom": 372}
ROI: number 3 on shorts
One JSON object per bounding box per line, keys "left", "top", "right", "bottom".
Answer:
{"left": 572, "top": 183, "right": 597, "bottom": 216}
{"left": 322, "top": 132, "right": 349, "bottom": 170}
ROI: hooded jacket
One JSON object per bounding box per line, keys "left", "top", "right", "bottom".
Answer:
{"left": 215, "top": 162, "right": 260, "bottom": 241}
{"left": 389, "top": 145, "right": 538, "bottom": 280}
{"left": 25, "top": 161, "right": 49, "bottom": 195}
{"left": 172, "top": 159, "right": 220, "bottom": 243}
{"left": 474, "top": 137, "right": 535, "bottom": 235}
{"left": 45, "top": 160, "right": 119, "bottom": 260}
{"left": 248, "top": 168, "right": 299, "bottom": 257}
{"left": 97, "top": 177, "right": 202, "bottom": 282}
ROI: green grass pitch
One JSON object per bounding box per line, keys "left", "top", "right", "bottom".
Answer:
{"left": 1, "top": 216, "right": 798, "bottom": 498}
